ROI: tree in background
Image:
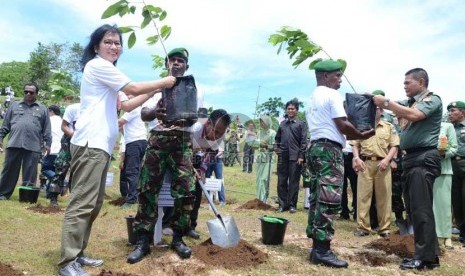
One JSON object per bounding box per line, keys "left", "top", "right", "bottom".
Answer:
{"left": 0, "top": 61, "right": 29, "bottom": 95}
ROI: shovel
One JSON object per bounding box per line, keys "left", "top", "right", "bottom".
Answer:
{"left": 396, "top": 216, "right": 414, "bottom": 236}
{"left": 198, "top": 179, "right": 241, "bottom": 248}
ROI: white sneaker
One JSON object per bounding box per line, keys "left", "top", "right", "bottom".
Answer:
{"left": 59, "top": 261, "right": 89, "bottom": 276}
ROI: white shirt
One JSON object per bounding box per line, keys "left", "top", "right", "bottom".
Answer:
{"left": 121, "top": 106, "right": 147, "bottom": 144}
{"left": 71, "top": 56, "right": 131, "bottom": 155}
{"left": 63, "top": 103, "right": 80, "bottom": 131}
{"left": 191, "top": 122, "right": 225, "bottom": 151}
{"left": 306, "top": 86, "right": 347, "bottom": 146}
{"left": 50, "top": 115, "right": 64, "bottom": 154}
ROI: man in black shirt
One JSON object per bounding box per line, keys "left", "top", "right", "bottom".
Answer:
{"left": 275, "top": 99, "right": 307, "bottom": 213}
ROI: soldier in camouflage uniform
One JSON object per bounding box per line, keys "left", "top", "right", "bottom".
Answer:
{"left": 48, "top": 103, "right": 80, "bottom": 207}
{"left": 128, "top": 48, "right": 197, "bottom": 264}
{"left": 305, "top": 59, "right": 374, "bottom": 268}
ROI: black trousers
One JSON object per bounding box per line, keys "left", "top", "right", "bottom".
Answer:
{"left": 341, "top": 153, "right": 357, "bottom": 217}
{"left": 119, "top": 140, "right": 147, "bottom": 203}
{"left": 402, "top": 148, "right": 440, "bottom": 261}
{"left": 0, "top": 147, "right": 41, "bottom": 198}
{"left": 277, "top": 154, "right": 302, "bottom": 209}
{"left": 451, "top": 159, "right": 465, "bottom": 237}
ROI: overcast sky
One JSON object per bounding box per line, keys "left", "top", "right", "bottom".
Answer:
{"left": 1, "top": 0, "right": 464, "bottom": 119}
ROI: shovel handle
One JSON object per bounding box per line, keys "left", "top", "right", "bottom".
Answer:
{"left": 198, "top": 179, "right": 221, "bottom": 218}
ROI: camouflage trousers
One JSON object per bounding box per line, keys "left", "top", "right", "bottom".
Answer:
{"left": 48, "top": 135, "right": 72, "bottom": 194}
{"left": 134, "top": 131, "right": 195, "bottom": 235}
{"left": 306, "top": 142, "right": 343, "bottom": 241}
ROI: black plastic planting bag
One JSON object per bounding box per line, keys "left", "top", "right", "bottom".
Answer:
{"left": 162, "top": 75, "right": 198, "bottom": 126}
{"left": 345, "top": 93, "right": 376, "bottom": 131}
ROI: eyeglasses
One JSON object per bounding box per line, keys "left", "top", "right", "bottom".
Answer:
{"left": 24, "top": 90, "right": 36, "bottom": 95}
{"left": 102, "top": 40, "right": 122, "bottom": 48}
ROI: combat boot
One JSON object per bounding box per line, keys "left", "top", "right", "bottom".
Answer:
{"left": 50, "top": 193, "right": 59, "bottom": 208}
{"left": 171, "top": 231, "right": 192, "bottom": 259}
{"left": 311, "top": 239, "right": 348, "bottom": 268}
{"left": 127, "top": 232, "right": 151, "bottom": 264}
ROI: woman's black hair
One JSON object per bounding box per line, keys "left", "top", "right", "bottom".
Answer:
{"left": 81, "top": 24, "right": 122, "bottom": 70}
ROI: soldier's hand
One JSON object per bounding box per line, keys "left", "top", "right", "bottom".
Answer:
{"left": 361, "top": 129, "right": 376, "bottom": 139}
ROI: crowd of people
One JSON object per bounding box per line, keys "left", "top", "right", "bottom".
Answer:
{"left": 0, "top": 23, "right": 464, "bottom": 275}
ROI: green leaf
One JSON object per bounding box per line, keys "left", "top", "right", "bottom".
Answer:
{"left": 159, "top": 10, "right": 167, "bottom": 21}
{"left": 128, "top": 32, "right": 136, "bottom": 48}
{"left": 118, "top": 4, "right": 129, "bottom": 17}
{"left": 268, "top": 34, "right": 286, "bottom": 45}
{"left": 129, "top": 6, "right": 136, "bottom": 14}
{"left": 293, "top": 39, "right": 312, "bottom": 49}
{"left": 292, "top": 56, "right": 306, "bottom": 67}
{"left": 118, "top": 26, "right": 133, "bottom": 33}
{"left": 160, "top": 25, "right": 171, "bottom": 40}
{"left": 141, "top": 12, "right": 151, "bottom": 29}
{"left": 337, "top": 59, "right": 347, "bottom": 72}
{"left": 101, "top": 0, "right": 126, "bottom": 19}
{"left": 144, "top": 5, "right": 162, "bottom": 14}
{"left": 146, "top": 35, "right": 159, "bottom": 45}
{"left": 309, "top": 58, "right": 323, "bottom": 70}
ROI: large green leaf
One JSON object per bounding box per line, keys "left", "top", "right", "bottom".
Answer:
{"left": 146, "top": 35, "right": 159, "bottom": 45}
{"left": 268, "top": 34, "right": 286, "bottom": 45}
{"left": 118, "top": 4, "right": 129, "bottom": 17}
{"left": 118, "top": 26, "right": 133, "bottom": 33}
{"left": 141, "top": 11, "right": 151, "bottom": 29}
{"left": 128, "top": 32, "right": 136, "bottom": 48}
{"left": 160, "top": 25, "right": 171, "bottom": 40}
{"left": 159, "top": 11, "right": 167, "bottom": 21}
{"left": 101, "top": 0, "right": 126, "bottom": 19}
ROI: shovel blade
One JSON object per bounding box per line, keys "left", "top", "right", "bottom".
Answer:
{"left": 207, "top": 215, "right": 241, "bottom": 248}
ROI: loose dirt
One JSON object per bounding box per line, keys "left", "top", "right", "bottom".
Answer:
{"left": 94, "top": 270, "right": 141, "bottom": 276}
{"left": 26, "top": 203, "right": 63, "bottom": 214}
{"left": 0, "top": 262, "right": 22, "bottom": 276}
{"left": 237, "top": 198, "right": 275, "bottom": 211}
{"left": 366, "top": 232, "right": 415, "bottom": 258}
{"left": 192, "top": 238, "right": 268, "bottom": 269}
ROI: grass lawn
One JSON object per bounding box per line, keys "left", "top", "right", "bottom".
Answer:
{"left": 0, "top": 152, "right": 464, "bottom": 275}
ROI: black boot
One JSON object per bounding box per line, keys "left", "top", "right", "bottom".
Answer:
{"left": 50, "top": 194, "right": 59, "bottom": 208}
{"left": 171, "top": 231, "right": 192, "bottom": 259}
{"left": 311, "top": 239, "right": 348, "bottom": 268}
{"left": 127, "top": 232, "right": 151, "bottom": 264}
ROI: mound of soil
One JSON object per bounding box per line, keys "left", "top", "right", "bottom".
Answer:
{"left": 237, "top": 198, "right": 275, "bottom": 211}
{"left": 26, "top": 203, "right": 63, "bottom": 214}
{"left": 109, "top": 196, "right": 126, "bottom": 206}
{"left": 192, "top": 238, "right": 268, "bottom": 269}
{"left": 366, "top": 232, "right": 415, "bottom": 258}
{"left": 0, "top": 262, "right": 22, "bottom": 276}
{"left": 94, "top": 270, "right": 141, "bottom": 276}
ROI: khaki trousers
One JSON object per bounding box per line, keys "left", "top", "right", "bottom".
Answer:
{"left": 356, "top": 160, "right": 392, "bottom": 234}
{"left": 59, "top": 144, "right": 110, "bottom": 267}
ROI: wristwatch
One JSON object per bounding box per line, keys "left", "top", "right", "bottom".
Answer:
{"left": 384, "top": 98, "right": 390, "bottom": 107}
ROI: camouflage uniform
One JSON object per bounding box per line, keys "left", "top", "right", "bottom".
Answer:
{"left": 306, "top": 142, "right": 343, "bottom": 241}
{"left": 48, "top": 135, "right": 72, "bottom": 194}
{"left": 133, "top": 130, "right": 195, "bottom": 235}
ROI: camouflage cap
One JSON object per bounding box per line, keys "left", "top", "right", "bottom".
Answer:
{"left": 447, "top": 101, "right": 465, "bottom": 110}
{"left": 314, "top": 59, "right": 343, "bottom": 72}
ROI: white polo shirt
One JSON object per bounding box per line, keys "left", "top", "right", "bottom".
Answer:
{"left": 71, "top": 56, "right": 131, "bottom": 155}
{"left": 306, "top": 86, "right": 347, "bottom": 146}
{"left": 121, "top": 107, "right": 147, "bottom": 144}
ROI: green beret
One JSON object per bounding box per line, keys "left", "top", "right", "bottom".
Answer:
{"left": 314, "top": 59, "right": 343, "bottom": 72}
{"left": 167, "top": 47, "right": 189, "bottom": 62}
{"left": 372, "top": 90, "right": 385, "bottom": 96}
{"left": 447, "top": 101, "right": 465, "bottom": 110}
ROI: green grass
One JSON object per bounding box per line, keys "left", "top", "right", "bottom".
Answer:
{"left": 0, "top": 153, "right": 464, "bottom": 275}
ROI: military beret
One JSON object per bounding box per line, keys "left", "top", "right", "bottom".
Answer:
{"left": 167, "top": 47, "right": 189, "bottom": 62}
{"left": 447, "top": 101, "right": 465, "bottom": 110}
{"left": 314, "top": 59, "right": 343, "bottom": 72}
{"left": 372, "top": 90, "right": 385, "bottom": 96}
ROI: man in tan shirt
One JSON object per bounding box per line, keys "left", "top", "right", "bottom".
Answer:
{"left": 352, "top": 106, "right": 399, "bottom": 237}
